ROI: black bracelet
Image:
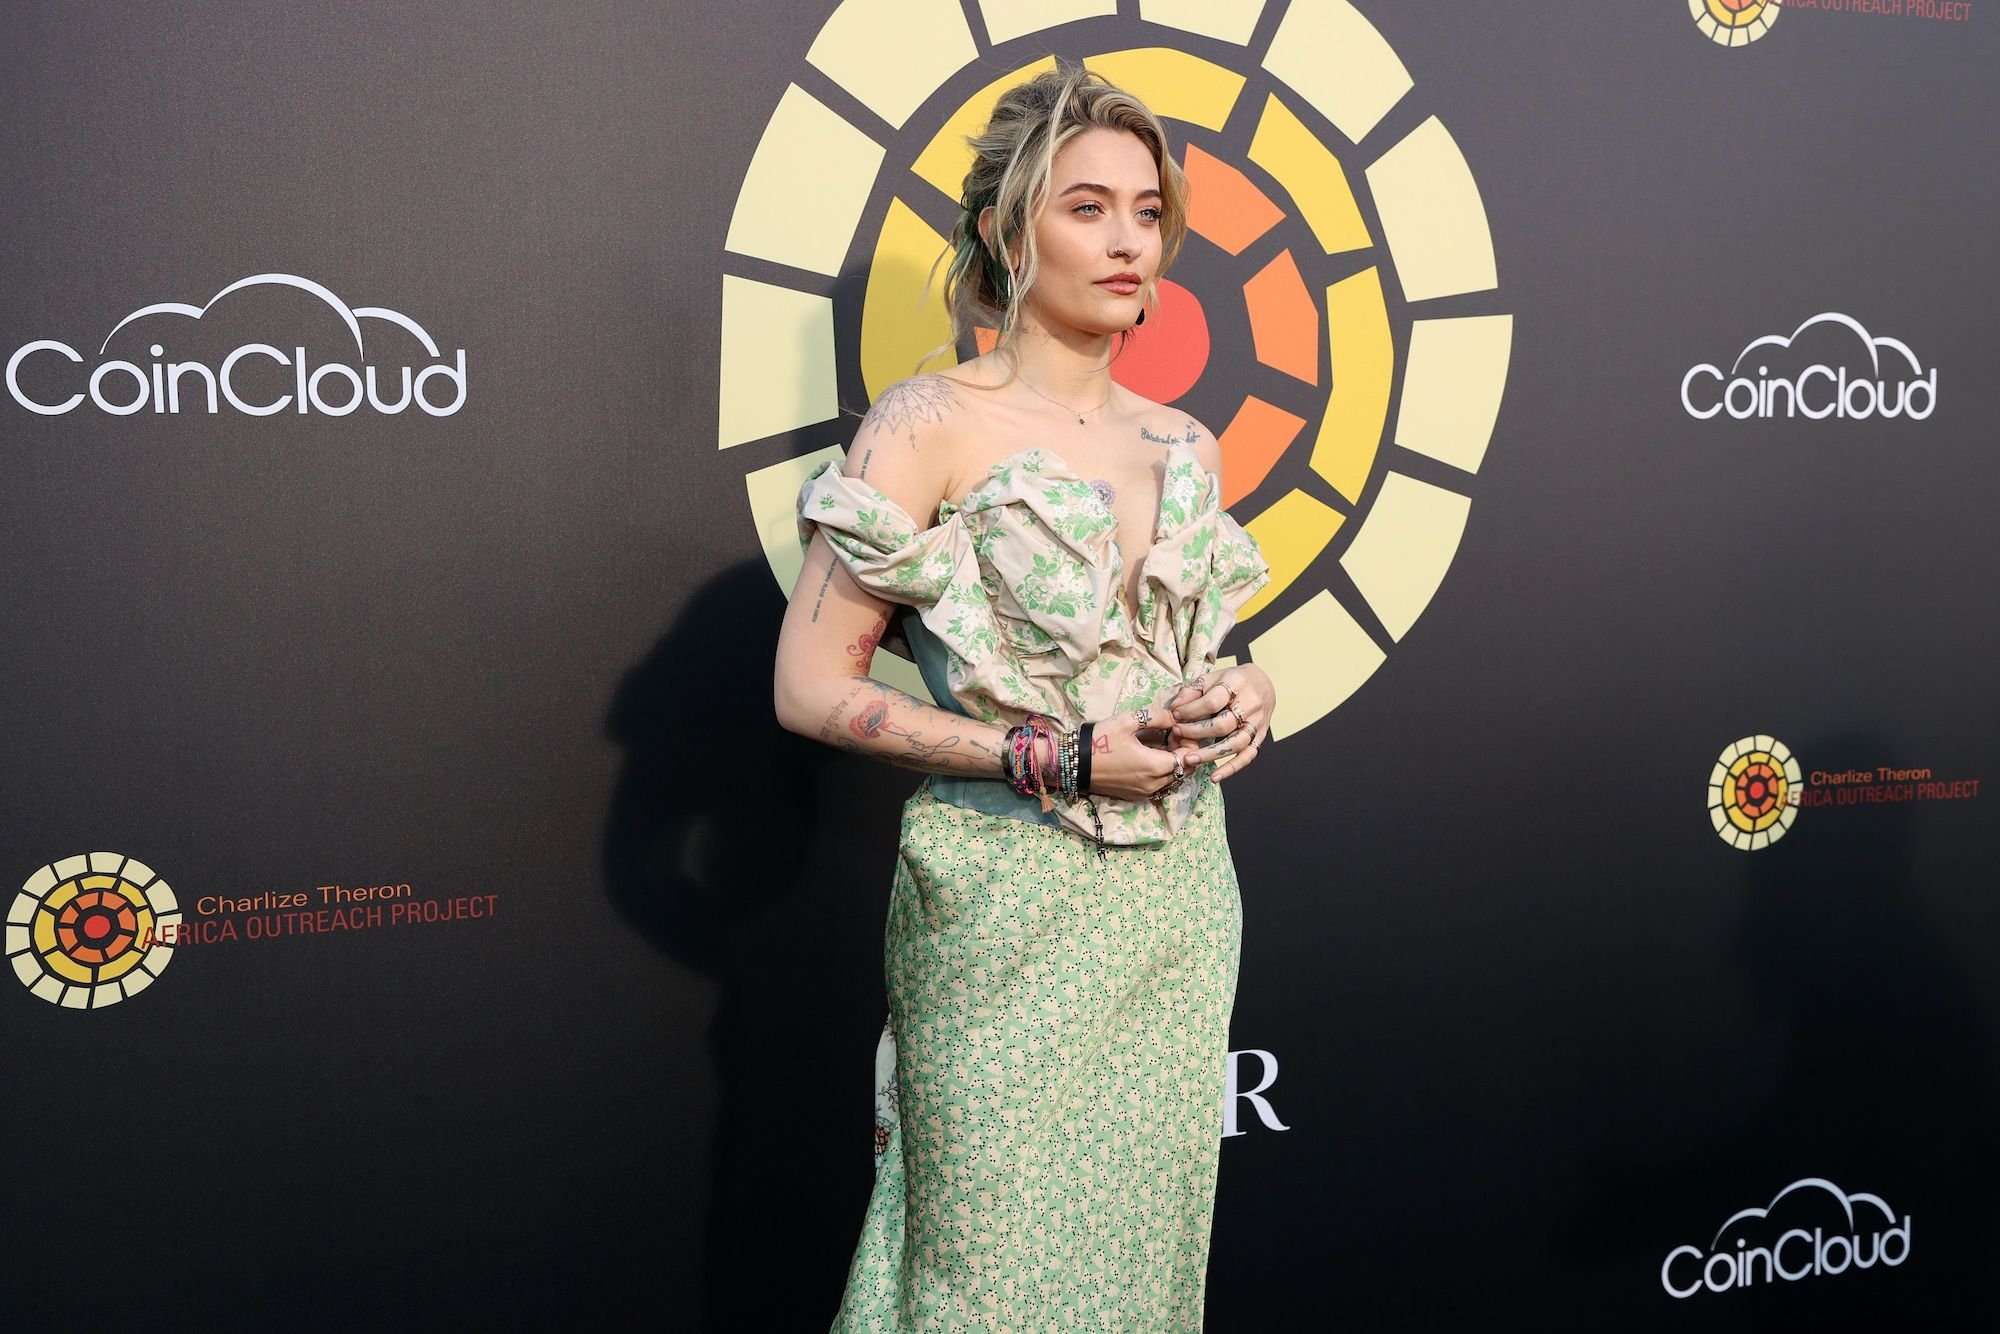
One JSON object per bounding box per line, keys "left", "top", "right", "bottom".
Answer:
{"left": 1076, "top": 722, "right": 1095, "bottom": 794}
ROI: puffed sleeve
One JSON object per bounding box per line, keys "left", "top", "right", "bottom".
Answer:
{"left": 1207, "top": 508, "right": 1272, "bottom": 626}
{"left": 797, "top": 461, "right": 958, "bottom": 607}
{"left": 1184, "top": 502, "right": 1270, "bottom": 668}
{"left": 797, "top": 460, "right": 1047, "bottom": 713}
{"left": 1139, "top": 452, "right": 1272, "bottom": 670}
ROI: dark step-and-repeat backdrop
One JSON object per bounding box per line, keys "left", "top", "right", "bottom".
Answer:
{"left": 4, "top": 2, "right": 1995, "bottom": 1329}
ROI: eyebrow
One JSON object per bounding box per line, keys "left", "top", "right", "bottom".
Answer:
{"left": 1057, "top": 182, "right": 1164, "bottom": 202}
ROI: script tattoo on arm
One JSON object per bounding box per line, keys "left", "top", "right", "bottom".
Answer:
{"left": 858, "top": 375, "right": 958, "bottom": 451}
{"left": 807, "top": 555, "right": 837, "bottom": 623}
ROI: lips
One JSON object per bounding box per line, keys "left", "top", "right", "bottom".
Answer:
{"left": 1096, "top": 272, "right": 1141, "bottom": 295}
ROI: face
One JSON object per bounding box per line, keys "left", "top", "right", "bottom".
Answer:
{"left": 1000, "top": 126, "right": 1164, "bottom": 338}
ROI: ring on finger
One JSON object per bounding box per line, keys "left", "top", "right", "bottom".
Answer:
{"left": 1223, "top": 702, "right": 1247, "bottom": 730}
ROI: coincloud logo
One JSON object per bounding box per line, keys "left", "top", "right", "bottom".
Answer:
{"left": 1682, "top": 313, "right": 1936, "bottom": 422}
{"left": 6, "top": 273, "right": 466, "bottom": 418}
{"left": 1661, "top": 1177, "right": 1912, "bottom": 1299}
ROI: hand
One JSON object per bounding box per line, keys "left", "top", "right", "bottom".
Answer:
{"left": 1083, "top": 683, "right": 1210, "bottom": 801}
{"left": 1166, "top": 665, "right": 1274, "bottom": 782}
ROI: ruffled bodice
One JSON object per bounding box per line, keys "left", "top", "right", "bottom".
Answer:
{"left": 797, "top": 440, "right": 1269, "bottom": 845}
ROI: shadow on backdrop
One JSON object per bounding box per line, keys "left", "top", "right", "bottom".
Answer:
{"left": 603, "top": 556, "right": 894, "bottom": 1333}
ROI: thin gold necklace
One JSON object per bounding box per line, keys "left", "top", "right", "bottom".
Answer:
{"left": 1017, "top": 373, "right": 1112, "bottom": 425}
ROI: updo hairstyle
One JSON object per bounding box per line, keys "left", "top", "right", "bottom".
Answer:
{"left": 938, "top": 63, "right": 1190, "bottom": 349}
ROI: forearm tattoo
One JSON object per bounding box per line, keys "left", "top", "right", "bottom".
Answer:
{"left": 814, "top": 677, "right": 1000, "bottom": 775}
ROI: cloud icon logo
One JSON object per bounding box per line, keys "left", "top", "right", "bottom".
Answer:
{"left": 97, "top": 272, "right": 445, "bottom": 359}
{"left": 1728, "top": 312, "right": 1924, "bottom": 380}
{"left": 1707, "top": 1177, "right": 1897, "bottom": 1249}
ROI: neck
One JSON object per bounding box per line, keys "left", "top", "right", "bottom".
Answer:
{"left": 1007, "top": 308, "right": 1114, "bottom": 404}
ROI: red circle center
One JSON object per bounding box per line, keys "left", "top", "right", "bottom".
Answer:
{"left": 82, "top": 913, "right": 113, "bottom": 940}
{"left": 1111, "top": 278, "right": 1210, "bottom": 403}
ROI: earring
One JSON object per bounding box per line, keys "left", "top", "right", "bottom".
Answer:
{"left": 1134, "top": 307, "right": 1146, "bottom": 328}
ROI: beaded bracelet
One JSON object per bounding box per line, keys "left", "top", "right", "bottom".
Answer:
{"left": 999, "top": 717, "right": 1108, "bottom": 860}
{"left": 1002, "top": 717, "right": 1082, "bottom": 806}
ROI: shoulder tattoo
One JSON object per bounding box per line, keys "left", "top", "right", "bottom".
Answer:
{"left": 860, "top": 375, "right": 958, "bottom": 452}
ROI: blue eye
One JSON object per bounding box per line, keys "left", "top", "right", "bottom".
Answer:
{"left": 1073, "top": 202, "right": 1101, "bottom": 215}
{"left": 1139, "top": 207, "right": 1162, "bottom": 223}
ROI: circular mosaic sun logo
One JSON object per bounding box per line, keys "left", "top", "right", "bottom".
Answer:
{"left": 1690, "top": 0, "right": 1782, "bottom": 47}
{"left": 719, "top": 0, "right": 1512, "bottom": 739}
{"left": 7, "top": 854, "right": 180, "bottom": 1008}
{"left": 1708, "top": 736, "right": 1802, "bottom": 850}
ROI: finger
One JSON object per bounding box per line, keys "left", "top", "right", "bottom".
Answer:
{"left": 1119, "top": 704, "right": 1165, "bottom": 733}
{"left": 1170, "top": 676, "right": 1247, "bottom": 724}
{"left": 1178, "top": 669, "right": 1257, "bottom": 721}
{"left": 1147, "top": 754, "right": 1193, "bottom": 797}
{"left": 1212, "top": 738, "right": 1261, "bottom": 782}
{"left": 1168, "top": 687, "right": 1222, "bottom": 723}
{"left": 1217, "top": 725, "right": 1269, "bottom": 780}
{"left": 1169, "top": 712, "right": 1235, "bottom": 741}
{"left": 1189, "top": 728, "right": 1252, "bottom": 765}
{"left": 1172, "top": 702, "right": 1259, "bottom": 744}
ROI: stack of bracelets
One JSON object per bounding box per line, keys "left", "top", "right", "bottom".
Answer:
{"left": 1002, "top": 713, "right": 1106, "bottom": 858}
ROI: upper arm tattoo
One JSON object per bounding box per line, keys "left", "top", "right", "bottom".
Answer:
{"left": 808, "top": 560, "right": 837, "bottom": 623}
{"left": 847, "top": 611, "right": 887, "bottom": 667}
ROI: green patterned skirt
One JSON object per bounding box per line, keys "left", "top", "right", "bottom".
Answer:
{"left": 832, "top": 778, "right": 1243, "bottom": 1332}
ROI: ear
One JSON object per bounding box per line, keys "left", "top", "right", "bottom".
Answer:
{"left": 976, "top": 205, "right": 996, "bottom": 253}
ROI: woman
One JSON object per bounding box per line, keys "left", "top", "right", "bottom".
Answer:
{"left": 774, "top": 64, "right": 1275, "bottom": 1331}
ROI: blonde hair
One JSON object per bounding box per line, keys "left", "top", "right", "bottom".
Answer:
{"left": 936, "top": 63, "right": 1189, "bottom": 354}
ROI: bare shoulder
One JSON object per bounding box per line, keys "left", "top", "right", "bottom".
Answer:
{"left": 1130, "top": 399, "right": 1222, "bottom": 476}
{"left": 843, "top": 372, "right": 982, "bottom": 522}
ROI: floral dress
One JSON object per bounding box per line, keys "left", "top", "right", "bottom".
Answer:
{"left": 798, "top": 438, "right": 1270, "bottom": 1331}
